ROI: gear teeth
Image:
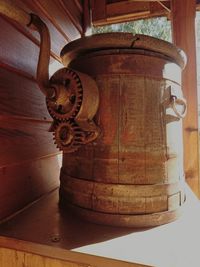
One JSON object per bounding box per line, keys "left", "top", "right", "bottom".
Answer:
{"left": 53, "top": 121, "right": 84, "bottom": 153}
{"left": 46, "top": 68, "right": 83, "bottom": 121}
{"left": 75, "top": 133, "right": 82, "bottom": 137}
{"left": 75, "top": 134, "right": 83, "bottom": 137}
{"left": 74, "top": 141, "right": 83, "bottom": 145}
{"left": 61, "top": 117, "right": 68, "bottom": 122}
{"left": 72, "top": 72, "right": 76, "bottom": 78}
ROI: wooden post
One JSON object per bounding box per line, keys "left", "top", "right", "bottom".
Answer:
{"left": 171, "top": 0, "right": 199, "bottom": 197}
{"left": 83, "top": 0, "right": 92, "bottom": 36}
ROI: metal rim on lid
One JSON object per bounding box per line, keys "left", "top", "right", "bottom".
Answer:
{"left": 60, "top": 33, "right": 187, "bottom": 69}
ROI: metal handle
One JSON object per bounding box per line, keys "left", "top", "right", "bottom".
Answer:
{"left": 0, "top": 1, "right": 53, "bottom": 98}
{"left": 170, "top": 95, "right": 187, "bottom": 119}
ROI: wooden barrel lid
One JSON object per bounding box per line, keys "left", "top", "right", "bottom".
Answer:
{"left": 61, "top": 33, "right": 187, "bottom": 69}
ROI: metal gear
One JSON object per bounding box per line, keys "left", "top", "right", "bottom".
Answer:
{"left": 47, "top": 68, "right": 83, "bottom": 121}
{"left": 53, "top": 121, "right": 84, "bottom": 153}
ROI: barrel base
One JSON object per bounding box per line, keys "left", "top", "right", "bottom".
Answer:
{"left": 59, "top": 195, "right": 185, "bottom": 228}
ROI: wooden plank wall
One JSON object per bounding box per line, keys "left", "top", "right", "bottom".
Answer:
{"left": 0, "top": 0, "right": 83, "bottom": 220}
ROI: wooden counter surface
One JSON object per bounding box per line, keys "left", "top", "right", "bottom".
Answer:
{"left": 0, "top": 185, "right": 200, "bottom": 267}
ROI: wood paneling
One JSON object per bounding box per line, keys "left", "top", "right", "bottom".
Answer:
{"left": 0, "top": 156, "right": 60, "bottom": 220}
{"left": 0, "top": 237, "right": 150, "bottom": 267}
{"left": 171, "top": 0, "right": 199, "bottom": 197}
{"left": 106, "top": 1, "right": 150, "bottom": 18}
{"left": 91, "top": 0, "right": 170, "bottom": 26}
{"left": 28, "top": 0, "right": 81, "bottom": 41}
{"left": 22, "top": 0, "right": 69, "bottom": 55}
{"left": 91, "top": 0, "right": 106, "bottom": 21}
{"left": 0, "top": 0, "right": 83, "bottom": 220}
{"left": 57, "top": 0, "right": 83, "bottom": 34}
{"left": 0, "top": 17, "right": 38, "bottom": 77}
{"left": 0, "top": 119, "right": 59, "bottom": 167}
{"left": 0, "top": 248, "right": 83, "bottom": 267}
{"left": 0, "top": 67, "right": 50, "bottom": 119}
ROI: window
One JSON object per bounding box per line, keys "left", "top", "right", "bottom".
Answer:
{"left": 92, "top": 17, "right": 172, "bottom": 42}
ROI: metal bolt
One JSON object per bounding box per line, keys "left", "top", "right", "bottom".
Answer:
{"left": 50, "top": 234, "right": 60, "bottom": 243}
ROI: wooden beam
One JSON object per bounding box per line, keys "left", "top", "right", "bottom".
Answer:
{"left": 91, "top": 0, "right": 106, "bottom": 22}
{"left": 149, "top": 1, "right": 170, "bottom": 14}
{"left": 171, "top": 0, "right": 199, "bottom": 197}
{"left": 74, "top": 0, "right": 83, "bottom": 13}
{"left": 83, "top": 0, "right": 91, "bottom": 36}
{"left": 156, "top": 1, "right": 171, "bottom": 12}
{"left": 107, "top": 1, "right": 150, "bottom": 18}
{"left": 117, "top": 0, "right": 169, "bottom": 1}
{"left": 92, "top": 0, "right": 169, "bottom": 26}
{"left": 197, "top": 3, "right": 200, "bottom": 10}
{"left": 57, "top": 0, "right": 83, "bottom": 35}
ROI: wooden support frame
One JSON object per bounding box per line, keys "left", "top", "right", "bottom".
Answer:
{"left": 171, "top": 0, "right": 200, "bottom": 197}
{"left": 90, "top": 0, "right": 170, "bottom": 26}
{"left": 83, "top": 0, "right": 92, "bottom": 35}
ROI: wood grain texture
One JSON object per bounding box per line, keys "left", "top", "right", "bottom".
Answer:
{"left": 171, "top": 0, "right": 199, "bottom": 197}
{"left": 0, "top": 16, "right": 38, "bottom": 77}
{"left": 21, "top": 0, "right": 67, "bottom": 57}
{"left": 60, "top": 174, "right": 185, "bottom": 215}
{"left": 0, "top": 119, "right": 59, "bottom": 167}
{"left": 106, "top": 1, "right": 150, "bottom": 18}
{"left": 0, "top": 186, "right": 199, "bottom": 267}
{"left": 0, "top": 155, "right": 60, "bottom": 220}
{"left": 0, "top": 237, "right": 151, "bottom": 267}
{"left": 61, "top": 44, "right": 186, "bottom": 227}
{"left": 0, "top": 0, "right": 84, "bottom": 74}
{"left": 83, "top": 0, "right": 92, "bottom": 35}
{"left": 91, "top": 0, "right": 106, "bottom": 21}
{"left": 57, "top": 0, "right": 83, "bottom": 34}
{"left": 29, "top": 0, "right": 81, "bottom": 42}
{"left": 0, "top": 248, "right": 84, "bottom": 267}
{"left": 0, "top": 67, "right": 51, "bottom": 120}
{"left": 0, "top": 0, "right": 83, "bottom": 221}
{"left": 74, "top": 0, "right": 83, "bottom": 13}
{"left": 91, "top": 0, "right": 169, "bottom": 25}
{"left": 5, "top": 0, "right": 83, "bottom": 54}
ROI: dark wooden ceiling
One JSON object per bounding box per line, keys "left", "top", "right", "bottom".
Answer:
{"left": 90, "top": 0, "right": 200, "bottom": 26}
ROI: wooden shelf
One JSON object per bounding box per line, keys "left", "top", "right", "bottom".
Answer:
{"left": 0, "top": 185, "right": 200, "bottom": 267}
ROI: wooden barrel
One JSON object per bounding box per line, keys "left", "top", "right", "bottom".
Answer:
{"left": 59, "top": 33, "right": 187, "bottom": 227}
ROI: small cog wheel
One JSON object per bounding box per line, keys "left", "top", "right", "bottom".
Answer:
{"left": 53, "top": 121, "right": 84, "bottom": 153}
{"left": 47, "top": 68, "right": 83, "bottom": 121}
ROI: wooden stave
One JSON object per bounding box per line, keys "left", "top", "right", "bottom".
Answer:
{"left": 59, "top": 195, "right": 184, "bottom": 228}
{"left": 60, "top": 174, "right": 186, "bottom": 215}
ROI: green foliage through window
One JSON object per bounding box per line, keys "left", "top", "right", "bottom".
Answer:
{"left": 92, "top": 17, "right": 172, "bottom": 42}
